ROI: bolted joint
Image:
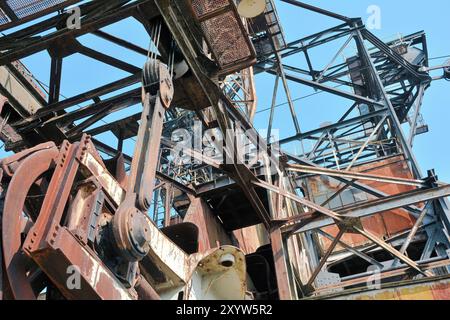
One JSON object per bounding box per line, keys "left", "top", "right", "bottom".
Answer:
{"left": 129, "top": 211, "right": 152, "bottom": 257}
{"left": 112, "top": 206, "right": 152, "bottom": 262}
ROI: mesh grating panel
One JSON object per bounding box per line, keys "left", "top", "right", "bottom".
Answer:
{"left": 201, "top": 12, "right": 251, "bottom": 67}
{"left": 192, "top": 0, "right": 229, "bottom": 17}
{"left": 6, "top": 0, "right": 67, "bottom": 19}
{"left": 0, "top": 8, "right": 10, "bottom": 24}
{"left": 191, "top": 0, "right": 255, "bottom": 74}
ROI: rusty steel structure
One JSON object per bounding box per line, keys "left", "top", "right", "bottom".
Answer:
{"left": 0, "top": 0, "right": 450, "bottom": 300}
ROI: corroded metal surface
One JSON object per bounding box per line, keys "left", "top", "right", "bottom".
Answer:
{"left": 309, "top": 156, "right": 420, "bottom": 250}
{"left": 324, "top": 276, "right": 450, "bottom": 300}
{"left": 191, "top": 0, "right": 256, "bottom": 74}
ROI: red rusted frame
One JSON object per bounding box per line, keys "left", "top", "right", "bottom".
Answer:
{"left": 0, "top": 135, "right": 142, "bottom": 300}
{"left": 270, "top": 228, "right": 292, "bottom": 300}
{"left": 2, "top": 144, "right": 59, "bottom": 299}
{"left": 23, "top": 138, "right": 84, "bottom": 255}
{"left": 11, "top": 135, "right": 138, "bottom": 299}
{"left": 4, "top": 61, "right": 175, "bottom": 299}
{"left": 27, "top": 226, "right": 135, "bottom": 300}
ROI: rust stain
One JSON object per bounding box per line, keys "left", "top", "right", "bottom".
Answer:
{"left": 310, "top": 156, "right": 420, "bottom": 250}
{"left": 331, "top": 278, "right": 450, "bottom": 300}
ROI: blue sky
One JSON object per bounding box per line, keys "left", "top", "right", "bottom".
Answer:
{"left": 2, "top": 0, "right": 450, "bottom": 182}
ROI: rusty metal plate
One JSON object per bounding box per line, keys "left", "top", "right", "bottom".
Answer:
{"left": 312, "top": 156, "right": 418, "bottom": 251}
{"left": 329, "top": 277, "right": 450, "bottom": 300}
{"left": 191, "top": 0, "right": 256, "bottom": 75}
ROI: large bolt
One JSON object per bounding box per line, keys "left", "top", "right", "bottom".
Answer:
{"left": 128, "top": 209, "right": 152, "bottom": 258}
{"left": 112, "top": 206, "right": 152, "bottom": 262}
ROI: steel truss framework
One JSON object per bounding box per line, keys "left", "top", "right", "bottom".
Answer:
{"left": 0, "top": 0, "right": 449, "bottom": 300}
